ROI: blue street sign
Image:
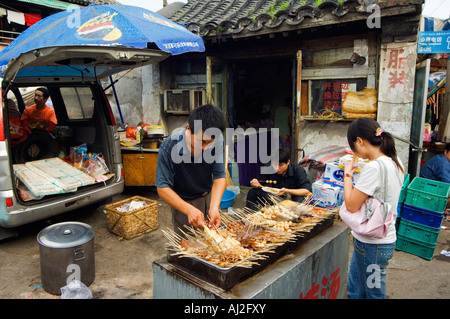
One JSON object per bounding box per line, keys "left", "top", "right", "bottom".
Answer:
{"left": 418, "top": 31, "right": 450, "bottom": 53}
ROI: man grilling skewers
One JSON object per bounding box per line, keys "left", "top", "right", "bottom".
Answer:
{"left": 246, "top": 148, "right": 312, "bottom": 211}
{"left": 156, "top": 104, "right": 227, "bottom": 236}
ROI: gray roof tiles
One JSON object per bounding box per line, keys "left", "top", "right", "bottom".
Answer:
{"left": 167, "top": 0, "right": 424, "bottom": 36}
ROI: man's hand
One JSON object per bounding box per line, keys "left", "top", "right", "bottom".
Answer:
{"left": 277, "top": 187, "right": 288, "bottom": 196}
{"left": 250, "top": 178, "right": 262, "bottom": 188}
{"left": 187, "top": 207, "right": 205, "bottom": 228}
{"left": 207, "top": 207, "right": 221, "bottom": 230}
{"left": 187, "top": 207, "right": 206, "bottom": 228}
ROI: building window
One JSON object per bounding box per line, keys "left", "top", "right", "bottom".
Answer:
{"left": 307, "top": 78, "right": 367, "bottom": 116}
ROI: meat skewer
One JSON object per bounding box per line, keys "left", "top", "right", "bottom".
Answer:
{"left": 162, "top": 196, "right": 334, "bottom": 269}
{"left": 258, "top": 179, "right": 277, "bottom": 184}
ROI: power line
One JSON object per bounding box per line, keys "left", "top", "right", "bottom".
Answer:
{"left": 429, "top": 0, "right": 446, "bottom": 16}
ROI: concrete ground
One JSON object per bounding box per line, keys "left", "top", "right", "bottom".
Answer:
{"left": 0, "top": 186, "right": 449, "bottom": 299}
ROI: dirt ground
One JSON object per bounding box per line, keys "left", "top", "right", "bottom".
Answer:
{"left": 0, "top": 186, "right": 449, "bottom": 299}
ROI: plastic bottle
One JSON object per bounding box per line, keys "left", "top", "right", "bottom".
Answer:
{"left": 136, "top": 126, "right": 143, "bottom": 144}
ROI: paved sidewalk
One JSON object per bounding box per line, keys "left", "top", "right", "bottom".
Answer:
{"left": 0, "top": 186, "right": 449, "bottom": 299}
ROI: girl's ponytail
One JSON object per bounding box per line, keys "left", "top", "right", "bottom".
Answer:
{"left": 379, "top": 130, "right": 405, "bottom": 174}
{"left": 347, "top": 117, "right": 404, "bottom": 173}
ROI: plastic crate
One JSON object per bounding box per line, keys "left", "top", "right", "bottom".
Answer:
{"left": 397, "top": 218, "right": 441, "bottom": 245}
{"left": 395, "top": 234, "right": 436, "bottom": 260}
{"left": 397, "top": 202, "right": 403, "bottom": 218}
{"left": 402, "top": 204, "right": 444, "bottom": 229}
{"left": 404, "top": 177, "right": 450, "bottom": 213}
{"left": 395, "top": 217, "right": 401, "bottom": 230}
{"left": 398, "top": 173, "right": 410, "bottom": 203}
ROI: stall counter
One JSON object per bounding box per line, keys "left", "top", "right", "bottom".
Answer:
{"left": 152, "top": 221, "right": 350, "bottom": 299}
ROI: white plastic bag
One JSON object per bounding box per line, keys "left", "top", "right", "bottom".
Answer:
{"left": 60, "top": 280, "right": 93, "bottom": 299}
{"left": 227, "top": 185, "right": 240, "bottom": 195}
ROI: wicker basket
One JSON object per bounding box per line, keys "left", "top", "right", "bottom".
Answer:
{"left": 105, "top": 196, "right": 158, "bottom": 239}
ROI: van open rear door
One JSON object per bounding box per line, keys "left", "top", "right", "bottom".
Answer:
{"left": 2, "top": 46, "right": 170, "bottom": 84}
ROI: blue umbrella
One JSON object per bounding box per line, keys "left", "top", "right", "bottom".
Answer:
{"left": 0, "top": 4, "right": 204, "bottom": 71}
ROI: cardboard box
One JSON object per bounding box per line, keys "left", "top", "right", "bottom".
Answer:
{"left": 323, "top": 162, "right": 360, "bottom": 187}
{"left": 312, "top": 179, "right": 344, "bottom": 208}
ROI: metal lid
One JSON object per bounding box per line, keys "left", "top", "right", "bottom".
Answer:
{"left": 37, "top": 222, "right": 95, "bottom": 248}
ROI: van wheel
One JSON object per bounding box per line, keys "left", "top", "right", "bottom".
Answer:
{"left": 14, "top": 131, "right": 57, "bottom": 164}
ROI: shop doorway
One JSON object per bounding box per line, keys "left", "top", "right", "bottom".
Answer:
{"left": 221, "top": 56, "right": 295, "bottom": 186}
{"left": 231, "top": 57, "right": 294, "bottom": 146}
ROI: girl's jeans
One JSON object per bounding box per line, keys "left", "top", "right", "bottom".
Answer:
{"left": 347, "top": 237, "right": 395, "bottom": 299}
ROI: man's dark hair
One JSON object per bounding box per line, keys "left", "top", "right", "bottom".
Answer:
{"left": 278, "top": 148, "right": 291, "bottom": 164}
{"left": 36, "top": 87, "right": 50, "bottom": 99}
{"left": 188, "top": 104, "right": 226, "bottom": 134}
{"left": 445, "top": 143, "right": 450, "bottom": 152}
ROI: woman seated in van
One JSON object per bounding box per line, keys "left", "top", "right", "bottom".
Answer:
{"left": 21, "top": 87, "right": 57, "bottom": 132}
{"left": 7, "top": 99, "right": 28, "bottom": 147}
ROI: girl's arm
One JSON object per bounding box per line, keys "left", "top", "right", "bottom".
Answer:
{"left": 343, "top": 160, "right": 369, "bottom": 212}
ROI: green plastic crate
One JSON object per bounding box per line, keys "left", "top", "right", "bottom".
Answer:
{"left": 397, "top": 218, "right": 441, "bottom": 245}
{"left": 395, "top": 234, "right": 437, "bottom": 260}
{"left": 404, "top": 177, "right": 450, "bottom": 213}
{"left": 398, "top": 173, "right": 410, "bottom": 203}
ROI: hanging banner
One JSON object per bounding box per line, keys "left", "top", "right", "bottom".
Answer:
{"left": 418, "top": 31, "right": 450, "bottom": 54}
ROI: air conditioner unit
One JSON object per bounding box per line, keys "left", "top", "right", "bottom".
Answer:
{"left": 164, "top": 89, "right": 206, "bottom": 114}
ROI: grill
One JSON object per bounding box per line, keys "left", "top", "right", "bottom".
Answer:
{"left": 167, "top": 213, "right": 335, "bottom": 291}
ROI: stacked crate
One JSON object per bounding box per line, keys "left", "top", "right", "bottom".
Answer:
{"left": 395, "top": 177, "right": 449, "bottom": 260}
{"left": 396, "top": 173, "right": 410, "bottom": 224}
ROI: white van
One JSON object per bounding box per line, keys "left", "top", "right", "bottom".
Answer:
{"left": 0, "top": 45, "right": 169, "bottom": 239}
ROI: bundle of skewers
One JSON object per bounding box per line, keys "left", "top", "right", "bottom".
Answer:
{"left": 239, "top": 194, "right": 334, "bottom": 232}
{"left": 162, "top": 217, "right": 296, "bottom": 269}
{"left": 162, "top": 194, "right": 334, "bottom": 269}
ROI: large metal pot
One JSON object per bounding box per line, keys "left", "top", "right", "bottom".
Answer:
{"left": 37, "top": 221, "right": 95, "bottom": 295}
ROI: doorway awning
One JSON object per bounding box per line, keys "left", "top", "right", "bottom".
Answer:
{"left": 16, "top": 0, "right": 80, "bottom": 10}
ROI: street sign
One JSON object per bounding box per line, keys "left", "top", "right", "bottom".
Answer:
{"left": 417, "top": 31, "right": 450, "bottom": 54}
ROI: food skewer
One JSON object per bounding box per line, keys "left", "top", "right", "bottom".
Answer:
{"left": 162, "top": 195, "right": 334, "bottom": 269}
{"left": 258, "top": 180, "right": 277, "bottom": 184}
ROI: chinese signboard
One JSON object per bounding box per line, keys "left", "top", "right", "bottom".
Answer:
{"left": 418, "top": 31, "right": 450, "bottom": 54}
{"left": 311, "top": 79, "right": 364, "bottom": 116}
{"left": 323, "top": 80, "right": 344, "bottom": 114}
{"left": 387, "top": 48, "right": 408, "bottom": 91}
{"left": 379, "top": 43, "right": 416, "bottom": 104}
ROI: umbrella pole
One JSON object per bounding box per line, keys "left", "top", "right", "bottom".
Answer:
{"left": 110, "top": 75, "right": 124, "bottom": 124}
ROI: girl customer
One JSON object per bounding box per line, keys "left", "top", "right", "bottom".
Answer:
{"left": 343, "top": 117, "right": 404, "bottom": 299}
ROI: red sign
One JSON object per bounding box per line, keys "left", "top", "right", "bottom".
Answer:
{"left": 387, "top": 49, "right": 409, "bottom": 91}
{"left": 322, "top": 81, "right": 350, "bottom": 115}
{"left": 299, "top": 267, "right": 341, "bottom": 299}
